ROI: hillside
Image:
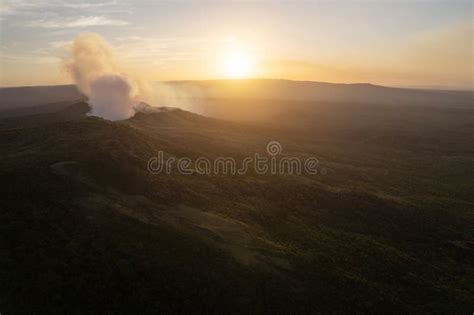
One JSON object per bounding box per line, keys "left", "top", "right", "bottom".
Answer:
{"left": 1, "top": 100, "right": 473, "bottom": 313}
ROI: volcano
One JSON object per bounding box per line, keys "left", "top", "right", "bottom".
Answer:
{"left": 1, "top": 85, "right": 473, "bottom": 313}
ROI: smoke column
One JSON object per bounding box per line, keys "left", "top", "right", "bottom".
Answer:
{"left": 64, "top": 33, "right": 147, "bottom": 121}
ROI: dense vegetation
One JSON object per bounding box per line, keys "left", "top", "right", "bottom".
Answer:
{"left": 1, "top": 97, "right": 473, "bottom": 313}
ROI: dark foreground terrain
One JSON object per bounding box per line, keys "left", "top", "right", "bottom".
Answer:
{"left": 1, "top": 82, "right": 473, "bottom": 313}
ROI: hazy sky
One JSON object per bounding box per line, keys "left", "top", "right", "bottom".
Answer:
{"left": 0, "top": 0, "right": 472, "bottom": 88}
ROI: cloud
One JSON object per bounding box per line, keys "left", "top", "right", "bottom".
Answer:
{"left": 114, "top": 36, "right": 210, "bottom": 63}
{"left": 0, "top": 52, "right": 59, "bottom": 64}
{"left": 27, "top": 16, "right": 129, "bottom": 28}
{"left": 0, "top": 0, "right": 40, "bottom": 15}
{"left": 59, "top": 2, "right": 119, "bottom": 10}
{"left": 0, "top": 1, "right": 119, "bottom": 15}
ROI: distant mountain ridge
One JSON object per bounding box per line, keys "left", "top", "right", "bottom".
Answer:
{"left": 1, "top": 79, "right": 472, "bottom": 112}
{"left": 168, "top": 79, "right": 473, "bottom": 107}
{"left": 0, "top": 85, "right": 84, "bottom": 111}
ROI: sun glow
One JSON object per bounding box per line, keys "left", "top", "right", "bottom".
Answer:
{"left": 222, "top": 49, "right": 253, "bottom": 78}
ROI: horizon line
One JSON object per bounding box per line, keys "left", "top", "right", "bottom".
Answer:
{"left": 1, "top": 78, "right": 472, "bottom": 92}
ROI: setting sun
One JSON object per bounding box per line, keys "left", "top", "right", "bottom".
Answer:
{"left": 222, "top": 50, "right": 253, "bottom": 78}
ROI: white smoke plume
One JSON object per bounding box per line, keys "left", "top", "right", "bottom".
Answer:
{"left": 89, "top": 75, "right": 136, "bottom": 121}
{"left": 64, "top": 33, "right": 150, "bottom": 120}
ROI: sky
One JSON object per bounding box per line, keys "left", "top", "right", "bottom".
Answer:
{"left": 0, "top": 0, "right": 472, "bottom": 89}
